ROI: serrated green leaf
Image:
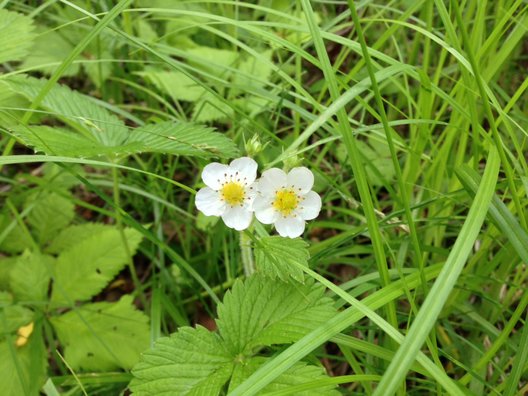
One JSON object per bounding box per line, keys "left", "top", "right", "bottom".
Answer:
{"left": 254, "top": 236, "right": 310, "bottom": 282}
{"left": 46, "top": 223, "right": 110, "bottom": 254}
{"left": 0, "top": 9, "right": 36, "bottom": 64}
{"left": 228, "top": 357, "right": 339, "bottom": 396}
{"left": 0, "top": 324, "right": 47, "bottom": 396}
{"left": 25, "top": 191, "right": 74, "bottom": 246}
{"left": 4, "top": 75, "right": 129, "bottom": 147}
{"left": 216, "top": 275, "right": 336, "bottom": 355}
{"left": 21, "top": 28, "right": 80, "bottom": 76}
{"left": 192, "top": 92, "right": 234, "bottom": 122}
{"left": 233, "top": 50, "right": 273, "bottom": 90}
{"left": 0, "top": 304, "right": 34, "bottom": 333}
{"left": 50, "top": 295, "right": 149, "bottom": 371}
{"left": 185, "top": 46, "right": 238, "bottom": 78}
{"left": 138, "top": 69, "right": 207, "bottom": 102}
{"left": 10, "top": 125, "right": 143, "bottom": 157}
{"left": 51, "top": 227, "right": 143, "bottom": 305}
{"left": 130, "top": 326, "right": 233, "bottom": 396}
{"left": 0, "top": 214, "right": 32, "bottom": 255}
{"left": 9, "top": 251, "right": 52, "bottom": 302}
{"left": 0, "top": 257, "right": 18, "bottom": 290}
{"left": 128, "top": 121, "right": 239, "bottom": 158}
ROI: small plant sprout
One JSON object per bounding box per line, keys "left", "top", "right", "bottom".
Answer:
{"left": 195, "top": 157, "right": 258, "bottom": 231}
{"left": 254, "top": 167, "right": 322, "bottom": 238}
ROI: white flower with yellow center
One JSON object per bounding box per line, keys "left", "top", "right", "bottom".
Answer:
{"left": 195, "top": 157, "right": 258, "bottom": 231}
{"left": 253, "top": 167, "right": 322, "bottom": 238}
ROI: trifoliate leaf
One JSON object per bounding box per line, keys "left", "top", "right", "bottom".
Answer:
{"left": 0, "top": 324, "right": 47, "bottom": 396}
{"left": 228, "top": 357, "right": 340, "bottom": 395}
{"left": 46, "top": 223, "right": 110, "bottom": 254}
{"left": 216, "top": 275, "right": 336, "bottom": 355}
{"left": 128, "top": 121, "right": 239, "bottom": 158}
{"left": 254, "top": 236, "right": 310, "bottom": 282}
{"left": 9, "top": 251, "right": 52, "bottom": 302}
{"left": 0, "top": 9, "right": 36, "bottom": 64}
{"left": 50, "top": 227, "right": 143, "bottom": 305}
{"left": 130, "top": 326, "right": 233, "bottom": 396}
{"left": 50, "top": 295, "right": 149, "bottom": 371}
{"left": 25, "top": 191, "right": 75, "bottom": 246}
{"left": 4, "top": 75, "right": 129, "bottom": 147}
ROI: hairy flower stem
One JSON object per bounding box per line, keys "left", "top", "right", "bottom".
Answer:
{"left": 240, "top": 229, "right": 255, "bottom": 276}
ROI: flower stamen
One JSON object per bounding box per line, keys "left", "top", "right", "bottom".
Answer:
{"left": 273, "top": 188, "right": 299, "bottom": 216}
{"left": 221, "top": 181, "right": 246, "bottom": 206}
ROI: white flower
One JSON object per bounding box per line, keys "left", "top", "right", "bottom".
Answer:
{"left": 253, "top": 167, "right": 322, "bottom": 238}
{"left": 195, "top": 157, "right": 258, "bottom": 231}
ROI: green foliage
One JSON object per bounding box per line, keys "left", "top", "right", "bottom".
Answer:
{"left": 130, "top": 274, "right": 338, "bottom": 395}
{"left": 51, "top": 295, "right": 150, "bottom": 371}
{"left": 3, "top": 76, "right": 239, "bottom": 158}
{"left": 254, "top": 236, "right": 310, "bottom": 282}
{"left": 0, "top": 9, "right": 35, "bottom": 64}
{"left": 9, "top": 252, "right": 53, "bottom": 302}
{"left": 50, "top": 226, "right": 143, "bottom": 305}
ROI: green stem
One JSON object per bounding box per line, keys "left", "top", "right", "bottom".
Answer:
{"left": 240, "top": 229, "right": 255, "bottom": 276}
{"left": 112, "top": 165, "right": 145, "bottom": 307}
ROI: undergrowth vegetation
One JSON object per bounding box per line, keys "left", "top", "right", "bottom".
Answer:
{"left": 0, "top": 0, "right": 527, "bottom": 395}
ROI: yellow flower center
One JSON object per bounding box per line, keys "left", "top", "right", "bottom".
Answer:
{"left": 221, "top": 182, "right": 245, "bottom": 206}
{"left": 273, "top": 189, "right": 299, "bottom": 216}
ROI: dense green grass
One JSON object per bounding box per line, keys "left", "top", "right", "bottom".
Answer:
{"left": 0, "top": 0, "right": 527, "bottom": 395}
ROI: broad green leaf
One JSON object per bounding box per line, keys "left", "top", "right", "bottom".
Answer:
{"left": 355, "top": 139, "right": 395, "bottom": 186}
{"left": 1, "top": 303, "right": 34, "bottom": 333}
{"left": 137, "top": 69, "right": 207, "bottom": 102}
{"left": 0, "top": 9, "right": 35, "bottom": 64}
{"left": 9, "top": 251, "right": 52, "bottom": 302}
{"left": 128, "top": 121, "right": 239, "bottom": 158}
{"left": 0, "top": 214, "right": 32, "bottom": 254}
{"left": 51, "top": 227, "right": 143, "bottom": 305}
{"left": 50, "top": 295, "right": 149, "bottom": 371}
{"left": 3, "top": 75, "right": 129, "bottom": 147}
{"left": 0, "top": 324, "right": 47, "bottom": 396}
{"left": 25, "top": 191, "right": 75, "bottom": 246}
{"left": 21, "top": 28, "right": 80, "bottom": 76}
{"left": 0, "top": 82, "right": 31, "bottom": 127}
{"left": 233, "top": 50, "right": 273, "bottom": 90}
{"left": 228, "top": 357, "right": 339, "bottom": 396}
{"left": 11, "top": 125, "right": 143, "bottom": 157}
{"left": 46, "top": 223, "right": 110, "bottom": 254}
{"left": 254, "top": 236, "right": 310, "bottom": 282}
{"left": 216, "top": 275, "right": 336, "bottom": 355}
{"left": 0, "top": 258, "right": 18, "bottom": 290}
{"left": 185, "top": 46, "right": 238, "bottom": 78}
{"left": 192, "top": 92, "right": 234, "bottom": 122}
{"left": 130, "top": 326, "right": 233, "bottom": 396}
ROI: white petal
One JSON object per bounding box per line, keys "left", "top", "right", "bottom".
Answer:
{"left": 202, "top": 162, "right": 229, "bottom": 189}
{"left": 275, "top": 216, "right": 305, "bottom": 238}
{"left": 244, "top": 182, "right": 258, "bottom": 210}
{"left": 287, "top": 167, "right": 314, "bottom": 194}
{"left": 229, "top": 157, "right": 258, "bottom": 184}
{"left": 258, "top": 168, "right": 287, "bottom": 196}
{"left": 195, "top": 187, "right": 225, "bottom": 216}
{"left": 253, "top": 196, "right": 278, "bottom": 224}
{"left": 222, "top": 206, "right": 253, "bottom": 231}
{"left": 297, "top": 191, "right": 322, "bottom": 220}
